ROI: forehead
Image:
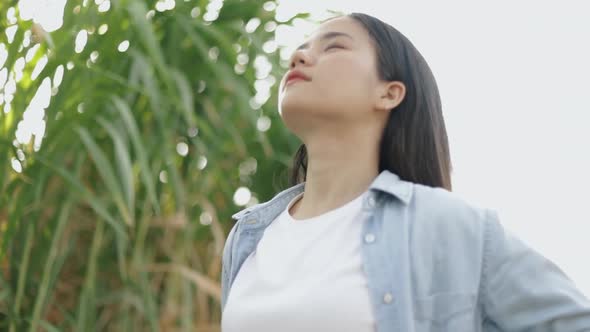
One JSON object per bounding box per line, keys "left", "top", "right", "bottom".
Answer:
{"left": 304, "top": 16, "right": 371, "bottom": 45}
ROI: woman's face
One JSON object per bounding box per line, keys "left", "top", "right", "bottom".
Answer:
{"left": 278, "top": 16, "right": 383, "bottom": 132}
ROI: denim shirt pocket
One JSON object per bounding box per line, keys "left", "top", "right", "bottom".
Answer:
{"left": 414, "top": 291, "right": 477, "bottom": 324}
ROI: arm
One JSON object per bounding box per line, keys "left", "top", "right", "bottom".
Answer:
{"left": 481, "top": 209, "right": 590, "bottom": 331}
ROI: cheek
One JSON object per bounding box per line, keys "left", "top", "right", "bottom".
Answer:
{"left": 278, "top": 57, "right": 377, "bottom": 114}
{"left": 317, "top": 60, "right": 375, "bottom": 104}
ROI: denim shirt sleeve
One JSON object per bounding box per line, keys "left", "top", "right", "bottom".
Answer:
{"left": 221, "top": 222, "right": 238, "bottom": 313}
{"left": 481, "top": 209, "right": 590, "bottom": 331}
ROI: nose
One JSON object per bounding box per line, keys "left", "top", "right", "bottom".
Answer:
{"left": 281, "top": 48, "right": 314, "bottom": 91}
{"left": 290, "top": 49, "right": 312, "bottom": 69}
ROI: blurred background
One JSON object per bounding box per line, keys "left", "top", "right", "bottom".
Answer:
{"left": 1, "top": 0, "right": 588, "bottom": 331}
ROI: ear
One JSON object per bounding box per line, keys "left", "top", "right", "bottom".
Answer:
{"left": 376, "top": 81, "right": 406, "bottom": 112}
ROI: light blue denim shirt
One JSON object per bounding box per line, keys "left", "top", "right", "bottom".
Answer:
{"left": 221, "top": 169, "right": 590, "bottom": 331}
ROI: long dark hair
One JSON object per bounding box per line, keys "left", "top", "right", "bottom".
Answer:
{"left": 288, "top": 13, "right": 453, "bottom": 191}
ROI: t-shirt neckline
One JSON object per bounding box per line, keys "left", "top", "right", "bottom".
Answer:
{"left": 285, "top": 190, "right": 367, "bottom": 224}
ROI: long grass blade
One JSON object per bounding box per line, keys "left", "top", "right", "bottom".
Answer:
{"left": 28, "top": 199, "right": 73, "bottom": 332}
{"left": 111, "top": 96, "right": 160, "bottom": 215}
{"left": 35, "top": 155, "right": 127, "bottom": 242}
{"left": 97, "top": 117, "right": 136, "bottom": 224}
{"left": 76, "top": 126, "right": 133, "bottom": 226}
{"left": 75, "top": 219, "right": 104, "bottom": 331}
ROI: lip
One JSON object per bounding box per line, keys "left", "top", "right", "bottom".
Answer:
{"left": 285, "top": 77, "right": 306, "bottom": 86}
{"left": 285, "top": 70, "right": 311, "bottom": 85}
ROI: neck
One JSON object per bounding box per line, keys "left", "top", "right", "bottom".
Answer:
{"left": 291, "top": 134, "right": 380, "bottom": 220}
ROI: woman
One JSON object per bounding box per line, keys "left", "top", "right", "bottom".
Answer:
{"left": 220, "top": 12, "right": 590, "bottom": 331}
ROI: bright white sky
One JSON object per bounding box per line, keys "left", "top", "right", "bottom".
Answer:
{"left": 17, "top": 0, "right": 590, "bottom": 296}
{"left": 276, "top": 0, "right": 590, "bottom": 297}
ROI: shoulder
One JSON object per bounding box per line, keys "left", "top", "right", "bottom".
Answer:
{"left": 408, "top": 183, "right": 495, "bottom": 242}
{"left": 412, "top": 182, "right": 490, "bottom": 216}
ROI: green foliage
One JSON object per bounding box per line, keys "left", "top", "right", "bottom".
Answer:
{"left": 0, "top": 0, "right": 309, "bottom": 330}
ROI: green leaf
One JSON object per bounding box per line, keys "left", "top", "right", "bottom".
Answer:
{"left": 76, "top": 126, "right": 133, "bottom": 226}
{"left": 111, "top": 96, "right": 160, "bottom": 215}
{"left": 29, "top": 199, "right": 73, "bottom": 332}
{"left": 97, "top": 117, "right": 136, "bottom": 223}
{"left": 35, "top": 155, "right": 127, "bottom": 242}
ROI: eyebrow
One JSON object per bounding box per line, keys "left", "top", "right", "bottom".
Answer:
{"left": 296, "top": 31, "right": 354, "bottom": 51}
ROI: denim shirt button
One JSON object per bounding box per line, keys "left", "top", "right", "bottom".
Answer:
{"left": 383, "top": 292, "right": 393, "bottom": 304}
{"left": 364, "top": 233, "right": 376, "bottom": 243}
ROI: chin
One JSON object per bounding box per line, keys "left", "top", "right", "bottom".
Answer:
{"left": 278, "top": 102, "right": 314, "bottom": 132}
{"left": 279, "top": 98, "right": 314, "bottom": 117}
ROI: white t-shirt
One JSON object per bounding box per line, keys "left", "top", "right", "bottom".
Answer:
{"left": 221, "top": 190, "right": 377, "bottom": 332}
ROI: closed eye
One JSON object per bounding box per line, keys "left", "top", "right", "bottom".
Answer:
{"left": 325, "top": 44, "right": 344, "bottom": 51}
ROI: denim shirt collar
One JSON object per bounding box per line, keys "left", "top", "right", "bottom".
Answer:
{"left": 231, "top": 169, "right": 413, "bottom": 230}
